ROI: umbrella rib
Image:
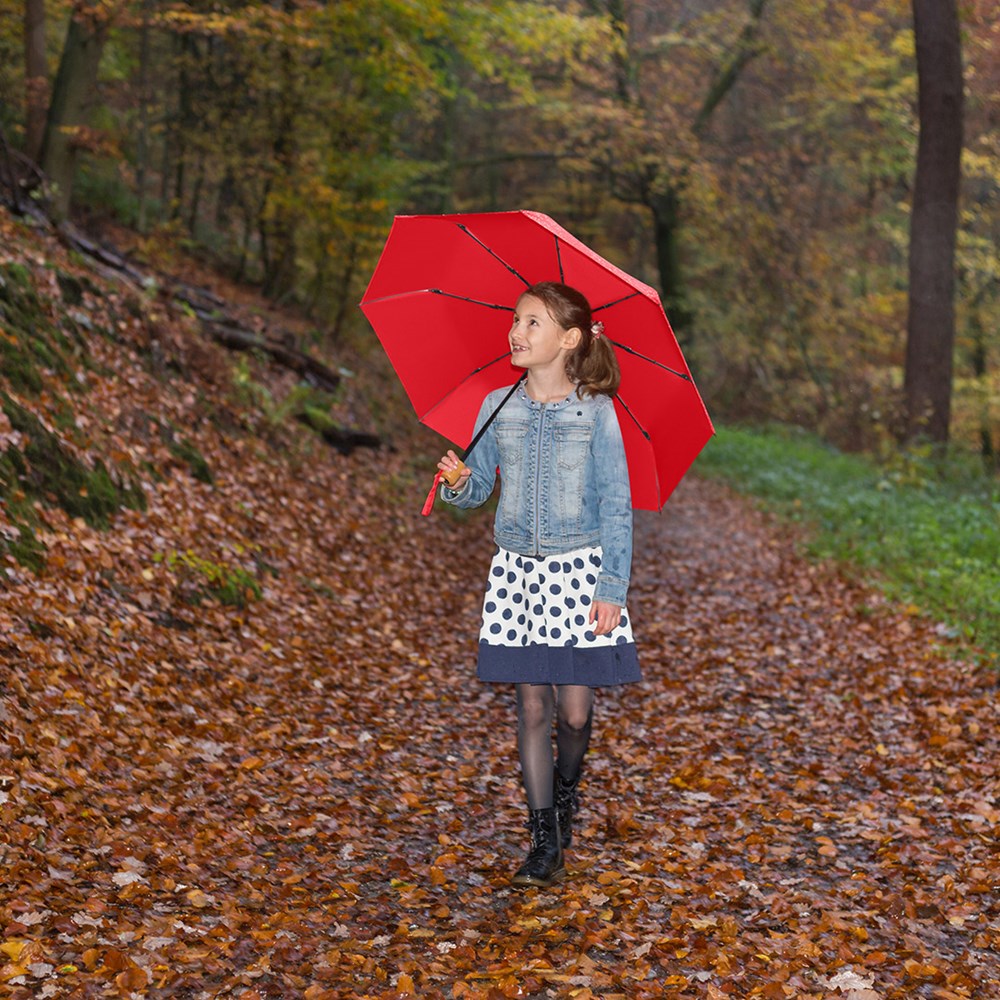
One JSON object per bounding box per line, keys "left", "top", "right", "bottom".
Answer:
{"left": 592, "top": 291, "right": 642, "bottom": 312}
{"left": 421, "top": 353, "right": 517, "bottom": 430}
{"left": 615, "top": 393, "right": 650, "bottom": 441}
{"left": 609, "top": 339, "right": 691, "bottom": 382}
{"left": 555, "top": 236, "right": 565, "bottom": 283}
{"left": 457, "top": 224, "right": 532, "bottom": 287}
{"left": 468, "top": 351, "right": 515, "bottom": 376}
{"left": 430, "top": 289, "right": 514, "bottom": 311}
{"left": 616, "top": 393, "right": 664, "bottom": 509}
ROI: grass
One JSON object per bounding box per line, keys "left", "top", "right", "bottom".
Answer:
{"left": 694, "top": 425, "right": 1000, "bottom": 659}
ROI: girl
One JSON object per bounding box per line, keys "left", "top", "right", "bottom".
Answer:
{"left": 438, "top": 280, "right": 640, "bottom": 888}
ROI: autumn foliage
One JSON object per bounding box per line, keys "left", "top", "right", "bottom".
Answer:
{"left": 0, "top": 211, "right": 998, "bottom": 998}
{"left": 1, "top": 0, "right": 996, "bottom": 452}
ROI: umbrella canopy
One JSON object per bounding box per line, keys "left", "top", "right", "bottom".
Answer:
{"left": 360, "top": 210, "right": 713, "bottom": 511}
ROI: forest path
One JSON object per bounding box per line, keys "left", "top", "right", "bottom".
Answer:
{"left": 2, "top": 464, "right": 997, "bottom": 1000}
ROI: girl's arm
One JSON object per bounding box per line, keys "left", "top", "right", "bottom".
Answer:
{"left": 591, "top": 398, "right": 632, "bottom": 607}
{"left": 439, "top": 394, "right": 500, "bottom": 509}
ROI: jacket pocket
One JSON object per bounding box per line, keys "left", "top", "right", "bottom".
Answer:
{"left": 554, "top": 424, "right": 590, "bottom": 471}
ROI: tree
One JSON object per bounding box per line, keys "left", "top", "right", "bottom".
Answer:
{"left": 903, "top": 0, "right": 964, "bottom": 444}
{"left": 23, "top": 0, "right": 47, "bottom": 163}
{"left": 38, "top": 1, "right": 113, "bottom": 218}
{"left": 579, "top": 0, "right": 770, "bottom": 341}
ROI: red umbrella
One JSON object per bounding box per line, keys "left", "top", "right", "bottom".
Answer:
{"left": 360, "top": 210, "right": 713, "bottom": 511}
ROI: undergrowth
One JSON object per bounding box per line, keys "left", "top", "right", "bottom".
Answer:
{"left": 695, "top": 425, "right": 1000, "bottom": 659}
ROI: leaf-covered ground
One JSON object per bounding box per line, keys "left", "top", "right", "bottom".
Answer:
{"left": 1, "top": 215, "right": 998, "bottom": 999}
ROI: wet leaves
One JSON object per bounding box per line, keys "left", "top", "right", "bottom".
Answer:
{"left": 1, "top": 218, "right": 998, "bottom": 998}
{"left": 3, "top": 446, "right": 996, "bottom": 1000}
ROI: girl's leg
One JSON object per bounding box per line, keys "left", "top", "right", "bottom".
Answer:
{"left": 512, "top": 683, "right": 563, "bottom": 887}
{"left": 515, "top": 683, "right": 556, "bottom": 809}
{"left": 555, "top": 684, "right": 594, "bottom": 780}
{"left": 553, "top": 684, "right": 594, "bottom": 849}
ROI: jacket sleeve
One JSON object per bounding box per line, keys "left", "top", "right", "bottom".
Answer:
{"left": 591, "top": 397, "right": 633, "bottom": 606}
{"left": 440, "top": 393, "right": 500, "bottom": 509}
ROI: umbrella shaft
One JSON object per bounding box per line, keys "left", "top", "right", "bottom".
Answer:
{"left": 461, "top": 373, "right": 527, "bottom": 464}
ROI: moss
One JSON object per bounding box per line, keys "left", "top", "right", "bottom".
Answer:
{"left": 56, "top": 271, "right": 85, "bottom": 306}
{"left": 53, "top": 311, "right": 93, "bottom": 363}
{"left": 7, "top": 533, "right": 46, "bottom": 573}
{"left": 2, "top": 261, "right": 32, "bottom": 288}
{"left": 0, "top": 450, "right": 46, "bottom": 575}
{"left": 167, "top": 549, "right": 262, "bottom": 608}
{"left": 0, "top": 262, "right": 80, "bottom": 393}
{"left": 169, "top": 437, "right": 214, "bottom": 484}
{"left": 141, "top": 459, "right": 165, "bottom": 483}
{"left": 56, "top": 268, "right": 104, "bottom": 306}
{"left": 299, "top": 403, "right": 338, "bottom": 435}
{"left": 1, "top": 262, "right": 48, "bottom": 337}
{"left": 49, "top": 395, "right": 79, "bottom": 432}
{"left": 1, "top": 392, "right": 145, "bottom": 529}
{"left": 0, "top": 336, "right": 45, "bottom": 394}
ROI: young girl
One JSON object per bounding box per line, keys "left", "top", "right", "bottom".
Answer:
{"left": 438, "top": 280, "right": 640, "bottom": 888}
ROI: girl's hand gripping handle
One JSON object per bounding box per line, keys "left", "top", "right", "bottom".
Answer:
{"left": 437, "top": 450, "right": 469, "bottom": 489}
{"left": 422, "top": 451, "right": 469, "bottom": 516}
{"left": 440, "top": 461, "right": 467, "bottom": 487}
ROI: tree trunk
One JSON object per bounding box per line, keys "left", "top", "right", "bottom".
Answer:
{"left": 650, "top": 188, "right": 692, "bottom": 340}
{"left": 134, "top": 0, "right": 153, "bottom": 232}
{"left": 171, "top": 34, "right": 195, "bottom": 221}
{"left": 968, "top": 300, "right": 995, "bottom": 468}
{"left": 646, "top": 0, "right": 768, "bottom": 340}
{"left": 187, "top": 150, "right": 206, "bottom": 236}
{"left": 260, "top": 0, "right": 300, "bottom": 302}
{"left": 903, "top": 0, "right": 964, "bottom": 444}
{"left": 692, "top": 0, "right": 768, "bottom": 138}
{"left": 23, "top": 0, "right": 48, "bottom": 163}
{"left": 38, "top": 2, "right": 110, "bottom": 219}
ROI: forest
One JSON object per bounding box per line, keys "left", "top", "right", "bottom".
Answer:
{"left": 1, "top": 2, "right": 999, "bottom": 997}
{"left": 0, "top": 0, "right": 997, "bottom": 460}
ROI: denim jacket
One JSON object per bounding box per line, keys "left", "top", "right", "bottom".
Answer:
{"left": 442, "top": 383, "right": 633, "bottom": 606}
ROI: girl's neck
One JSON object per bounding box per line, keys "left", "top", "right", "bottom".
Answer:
{"left": 524, "top": 369, "right": 575, "bottom": 403}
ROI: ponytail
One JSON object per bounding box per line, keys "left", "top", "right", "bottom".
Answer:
{"left": 567, "top": 329, "right": 621, "bottom": 398}
{"left": 519, "top": 281, "right": 621, "bottom": 398}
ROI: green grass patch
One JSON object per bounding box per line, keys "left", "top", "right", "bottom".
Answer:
{"left": 694, "top": 425, "right": 1000, "bottom": 657}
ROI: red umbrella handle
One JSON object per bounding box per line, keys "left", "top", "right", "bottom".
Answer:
{"left": 421, "top": 472, "right": 443, "bottom": 517}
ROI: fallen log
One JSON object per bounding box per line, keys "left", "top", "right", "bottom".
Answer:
{"left": 0, "top": 142, "right": 378, "bottom": 451}
{"left": 205, "top": 319, "right": 343, "bottom": 395}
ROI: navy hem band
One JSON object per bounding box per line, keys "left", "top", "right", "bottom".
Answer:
{"left": 477, "top": 640, "right": 641, "bottom": 687}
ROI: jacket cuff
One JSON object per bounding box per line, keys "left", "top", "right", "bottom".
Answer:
{"left": 594, "top": 573, "right": 628, "bottom": 607}
{"left": 440, "top": 479, "right": 470, "bottom": 504}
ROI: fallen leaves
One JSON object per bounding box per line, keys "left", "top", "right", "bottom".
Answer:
{"left": 1, "top": 219, "right": 998, "bottom": 999}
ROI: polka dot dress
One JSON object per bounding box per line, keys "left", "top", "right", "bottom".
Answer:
{"left": 476, "top": 546, "right": 641, "bottom": 687}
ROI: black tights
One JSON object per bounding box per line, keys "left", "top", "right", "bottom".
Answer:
{"left": 515, "top": 684, "right": 594, "bottom": 810}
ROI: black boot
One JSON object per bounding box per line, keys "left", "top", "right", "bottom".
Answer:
{"left": 511, "top": 808, "right": 564, "bottom": 888}
{"left": 554, "top": 771, "right": 581, "bottom": 849}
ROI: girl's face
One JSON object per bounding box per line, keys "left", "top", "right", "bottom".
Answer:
{"left": 509, "top": 295, "right": 579, "bottom": 371}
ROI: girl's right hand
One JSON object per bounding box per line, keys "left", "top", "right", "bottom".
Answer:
{"left": 438, "top": 450, "right": 471, "bottom": 489}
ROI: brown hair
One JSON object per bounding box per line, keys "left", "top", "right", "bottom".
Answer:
{"left": 518, "top": 281, "right": 621, "bottom": 398}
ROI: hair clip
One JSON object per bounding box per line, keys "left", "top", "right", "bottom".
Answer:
{"left": 591, "top": 321, "right": 605, "bottom": 340}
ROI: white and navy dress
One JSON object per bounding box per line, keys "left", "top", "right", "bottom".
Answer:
{"left": 476, "top": 545, "right": 640, "bottom": 687}
{"left": 443, "top": 383, "right": 641, "bottom": 689}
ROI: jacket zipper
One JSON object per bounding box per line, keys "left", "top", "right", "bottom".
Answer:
{"left": 533, "top": 404, "right": 545, "bottom": 556}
